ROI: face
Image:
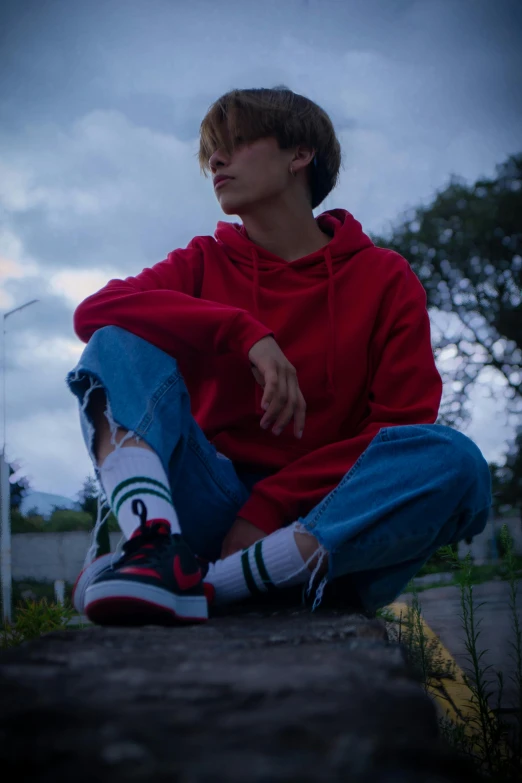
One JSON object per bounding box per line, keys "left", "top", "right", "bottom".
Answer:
{"left": 209, "top": 136, "right": 294, "bottom": 216}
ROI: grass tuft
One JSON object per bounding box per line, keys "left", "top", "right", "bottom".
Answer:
{"left": 396, "top": 527, "right": 521, "bottom": 781}
{"left": 1, "top": 598, "right": 75, "bottom": 650}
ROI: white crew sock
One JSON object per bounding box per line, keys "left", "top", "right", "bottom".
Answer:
{"left": 99, "top": 446, "right": 180, "bottom": 539}
{"left": 205, "top": 523, "right": 320, "bottom": 605}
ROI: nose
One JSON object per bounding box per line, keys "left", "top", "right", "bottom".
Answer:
{"left": 209, "top": 147, "right": 230, "bottom": 173}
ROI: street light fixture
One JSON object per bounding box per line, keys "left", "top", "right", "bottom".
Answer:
{"left": 1, "top": 298, "right": 39, "bottom": 623}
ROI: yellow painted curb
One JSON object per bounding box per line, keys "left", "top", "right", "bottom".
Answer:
{"left": 389, "top": 601, "right": 482, "bottom": 727}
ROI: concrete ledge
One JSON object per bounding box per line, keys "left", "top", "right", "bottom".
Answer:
{"left": 0, "top": 604, "right": 479, "bottom": 781}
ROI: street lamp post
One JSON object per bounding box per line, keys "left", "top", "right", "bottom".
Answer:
{"left": 1, "top": 299, "right": 39, "bottom": 623}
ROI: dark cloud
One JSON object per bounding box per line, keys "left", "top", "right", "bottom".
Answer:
{"left": 2, "top": 0, "right": 521, "bottom": 137}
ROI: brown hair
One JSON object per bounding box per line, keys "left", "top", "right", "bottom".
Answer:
{"left": 198, "top": 86, "right": 342, "bottom": 209}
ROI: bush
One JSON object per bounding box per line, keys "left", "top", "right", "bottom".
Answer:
{"left": 46, "top": 509, "right": 96, "bottom": 532}
{"left": 496, "top": 530, "right": 511, "bottom": 559}
{"left": 418, "top": 543, "right": 458, "bottom": 576}
{"left": 11, "top": 509, "right": 45, "bottom": 533}
{"left": 11, "top": 507, "right": 120, "bottom": 534}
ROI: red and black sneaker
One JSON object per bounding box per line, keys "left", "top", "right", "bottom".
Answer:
{"left": 84, "top": 499, "right": 208, "bottom": 626}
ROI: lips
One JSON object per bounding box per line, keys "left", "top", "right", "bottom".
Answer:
{"left": 214, "top": 176, "right": 233, "bottom": 188}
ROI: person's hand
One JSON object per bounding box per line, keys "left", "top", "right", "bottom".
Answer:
{"left": 221, "top": 517, "right": 266, "bottom": 559}
{"left": 248, "top": 336, "right": 306, "bottom": 438}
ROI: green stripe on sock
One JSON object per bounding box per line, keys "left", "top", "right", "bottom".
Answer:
{"left": 110, "top": 476, "right": 172, "bottom": 508}
{"left": 114, "top": 487, "right": 173, "bottom": 516}
{"left": 241, "top": 550, "right": 262, "bottom": 596}
{"left": 254, "top": 541, "right": 277, "bottom": 592}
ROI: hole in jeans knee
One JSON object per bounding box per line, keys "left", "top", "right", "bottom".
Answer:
{"left": 85, "top": 388, "right": 111, "bottom": 462}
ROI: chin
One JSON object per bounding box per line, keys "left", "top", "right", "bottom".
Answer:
{"left": 218, "top": 200, "right": 242, "bottom": 216}
{"left": 217, "top": 188, "right": 263, "bottom": 217}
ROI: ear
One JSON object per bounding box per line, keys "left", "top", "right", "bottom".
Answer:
{"left": 291, "top": 146, "right": 316, "bottom": 174}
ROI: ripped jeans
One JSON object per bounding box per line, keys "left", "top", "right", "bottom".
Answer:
{"left": 67, "top": 326, "right": 492, "bottom": 613}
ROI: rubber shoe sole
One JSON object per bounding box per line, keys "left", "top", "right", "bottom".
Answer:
{"left": 84, "top": 579, "right": 208, "bottom": 626}
{"left": 72, "top": 553, "right": 115, "bottom": 615}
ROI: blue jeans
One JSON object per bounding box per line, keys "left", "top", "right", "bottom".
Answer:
{"left": 67, "top": 326, "right": 492, "bottom": 613}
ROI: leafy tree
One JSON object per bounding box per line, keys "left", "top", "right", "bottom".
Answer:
{"left": 78, "top": 475, "right": 118, "bottom": 555}
{"left": 490, "top": 428, "right": 522, "bottom": 521}
{"left": 78, "top": 475, "right": 99, "bottom": 520}
{"left": 8, "top": 460, "right": 30, "bottom": 511}
{"left": 372, "top": 153, "right": 522, "bottom": 427}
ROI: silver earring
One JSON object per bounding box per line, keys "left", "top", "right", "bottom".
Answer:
{"left": 289, "top": 166, "right": 296, "bottom": 177}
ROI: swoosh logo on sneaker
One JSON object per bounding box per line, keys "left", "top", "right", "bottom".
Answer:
{"left": 120, "top": 567, "right": 161, "bottom": 579}
{"left": 173, "top": 555, "right": 202, "bottom": 590}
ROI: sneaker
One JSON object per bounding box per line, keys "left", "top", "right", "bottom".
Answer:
{"left": 74, "top": 549, "right": 216, "bottom": 618}
{"left": 72, "top": 552, "right": 116, "bottom": 614}
{"left": 84, "top": 499, "right": 208, "bottom": 626}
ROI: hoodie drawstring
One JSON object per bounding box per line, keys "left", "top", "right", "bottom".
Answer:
{"left": 251, "top": 248, "right": 260, "bottom": 320}
{"left": 250, "top": 245, "right": 335, "bottom": 396}
{"left": 325, "top": 247, "right": 336, "bottom": 396}
{"left": 251, "top": 248, "right": 263, "bottom": 411}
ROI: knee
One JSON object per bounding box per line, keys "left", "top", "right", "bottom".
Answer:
{"left": 86, "top": 325, "right": 141, "bottom": 352}
{"left": 433, "top": 425, "right": 492, "bottom": 504}
{"left": 81, "top": 326, "right": 180, "bottom": 375}
{"left": 68, "top": 327, "right": 151, "bottom": 399}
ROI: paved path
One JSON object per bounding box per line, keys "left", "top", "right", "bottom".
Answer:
{"left": 398, "top": 580, "right": 520, "bottom": 711}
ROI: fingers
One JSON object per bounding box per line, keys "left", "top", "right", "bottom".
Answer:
{"left": 260, "top": 367, "right": 288, "bottom": 431}
{"left": 293, "top": 387, "right": 307, "bottom": 439}
{"left": 260, "top": 364, "right": 279, "bottom": 411}
{"left": 271, "top": 371, "right": 297, "bottom": 435}
{"left": 259, "top": 365, "right": 305, "bottom": 438}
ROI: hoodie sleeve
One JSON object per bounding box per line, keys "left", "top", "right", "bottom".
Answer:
{"left": 73, "top": 240, "right": 273, "bottom": 359}
{"left": 237, "top": 257, "right": 443, "bottom": 534}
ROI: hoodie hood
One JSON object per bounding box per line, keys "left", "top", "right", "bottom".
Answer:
{"left": 214, "top": 209, "right": 374, "bottom": 394}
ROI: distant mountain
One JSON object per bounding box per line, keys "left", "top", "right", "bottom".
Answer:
{"left": 20, "top": 491, "right": 81, "bottom": 519}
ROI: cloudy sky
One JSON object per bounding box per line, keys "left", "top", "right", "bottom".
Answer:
{"left": 1, "top": 0, "right": 521, "bottom": 499}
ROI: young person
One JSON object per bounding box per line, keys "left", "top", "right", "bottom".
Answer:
{"left": 68, "top": 87, "right": 491, "bottom": 626}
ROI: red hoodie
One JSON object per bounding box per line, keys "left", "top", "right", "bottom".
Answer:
{"left": 74, "top": 209, "right": 442, "bottom": 534}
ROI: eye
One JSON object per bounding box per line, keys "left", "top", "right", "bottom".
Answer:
{"left": 234, "top": 135, "right": 245, "bottom": 146}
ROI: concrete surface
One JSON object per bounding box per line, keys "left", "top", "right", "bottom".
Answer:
{"left": 0, "top": 604, "right": 479, "bottom": 782}
{"left": 412, "top": 572, "right": 454, "bottom": 587}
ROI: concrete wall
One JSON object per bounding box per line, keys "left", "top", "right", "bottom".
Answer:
{"left": 11, "top": 515, "right": 522, "bottom": 584}
{"left": 12, "top": 531, "right": 123, "bottom": 584}
{"left": 458, "top": 516, "right": 521, "bottom": 563}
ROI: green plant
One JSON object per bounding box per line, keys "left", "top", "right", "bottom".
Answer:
{"left": 1, "top": 598, "right": 74, "bottom": 650}
{"left": 376, "top": 606, "right": 398, "bottom": 623}
{"left": 417, "top": 543, "right": 458, "bottom": 576}
{"left": 434, "top": 535, "right": 521, "bottom": 780}
{"left": 398, "top": 586, "right": 456, "bottom": 694}
{"left": 499, "top": 525, "right": 522, "bottom": 770}
{"left": 443, "top": 547, "right": 501, "bottom": 770}
{"left": 393, "top": 531, "right": 521, "bottom": 780}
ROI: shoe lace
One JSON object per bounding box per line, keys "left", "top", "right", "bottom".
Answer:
{"left": 121, "top": 499, "right": 172, "bottom": 563}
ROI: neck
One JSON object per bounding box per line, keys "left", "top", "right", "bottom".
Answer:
{"left": 240, "top": 196, "right": 331, "bottom": 262}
